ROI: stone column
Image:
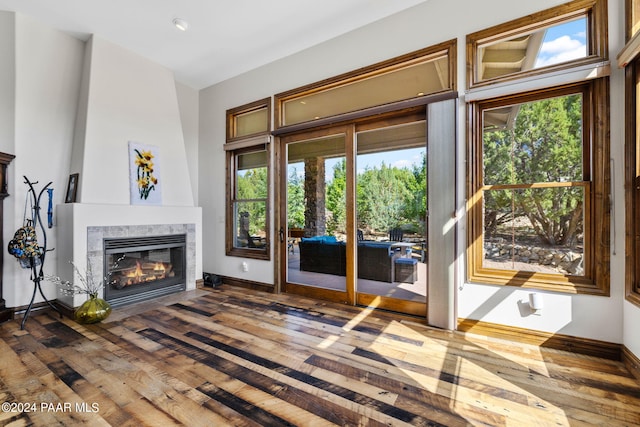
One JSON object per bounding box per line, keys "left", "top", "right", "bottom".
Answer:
{"left": 304, "top": 157, "right": 326, "bottom": 236}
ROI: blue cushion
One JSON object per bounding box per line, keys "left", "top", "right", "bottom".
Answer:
{"left": 395, "top": 257, "right": 417, "bottom": 265}
{"left": 301, "top": 235, "right": 337, "bottom": 243}
{"left": 360, "top": 241, "right": 392, "bottom": 248}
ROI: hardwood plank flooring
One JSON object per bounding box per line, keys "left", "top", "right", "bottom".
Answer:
{"left": 1, "top": 285, "right": 639, "bottom": 426}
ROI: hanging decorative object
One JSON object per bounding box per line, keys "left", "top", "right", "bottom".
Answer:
{"left": 47, "top": 188, "right": 54, "bottom": 228}
{"left": 8, "top": 176, "right": 62, "bottom": 329}
{"left": 7, "top": 220, "right": 42, "bottom": 268}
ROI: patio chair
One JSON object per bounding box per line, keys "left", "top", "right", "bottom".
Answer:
{"left": 389, "top": 228, "right": 403, "bottom": 241}
{"left": 388, "top": 227, "right": 404, "bottom": 255}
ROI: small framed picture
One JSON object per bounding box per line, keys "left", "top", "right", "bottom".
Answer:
{"left": 65, "top": 173, "right": 79, "bottom": 203}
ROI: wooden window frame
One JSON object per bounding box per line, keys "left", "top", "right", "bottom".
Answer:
{"left": 627, "top": 0, "right": 640, "bottom": 41}
{"left": 621, "top": 0, "right": 640, "bottom": 306}
{"left": 225, "top": 99, "right": 271, "bottom": 260}
{"left": 274, "top": 40, "right": 456, "bottom": 130}
{"left": 466, "top": 0, "right": 608, "bottom": 90}
{"left": 227, "top": 98, "right": 271, "bottom": 142}
{"left": 467, "top": 79, "right": 610, "bottom": 295}
{"left": 625, "top": 56, "right": 640, "bottom": 306}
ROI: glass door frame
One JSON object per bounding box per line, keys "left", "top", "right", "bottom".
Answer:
{"left": 277, "top": 111, "right": 428, "bottom": 317}
{"left": 278, "top": 124, "right": 354, "bottom": 305}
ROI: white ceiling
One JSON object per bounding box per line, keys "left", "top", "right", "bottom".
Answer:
{"left": 0, "top": 0, "right": 428, "bottom": 90}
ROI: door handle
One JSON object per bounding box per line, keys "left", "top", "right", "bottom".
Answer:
{"left": 279, "top": 227, "right": 285, "bottom": 243}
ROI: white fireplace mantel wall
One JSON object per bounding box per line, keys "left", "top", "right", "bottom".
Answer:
{"left": 56, "top": 203, "right": 202, "bottom": 308}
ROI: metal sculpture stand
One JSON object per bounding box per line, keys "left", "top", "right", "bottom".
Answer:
{"left": 21, "top": 176, "right": 61, "bottom": 330}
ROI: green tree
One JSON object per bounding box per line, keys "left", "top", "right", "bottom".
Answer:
{"left": 287, "top": 166, "right": 305, "bottom": 228}
{"left": 236, "top": 167, "right": 267, "bottom": 235}
{"left": 483, "top": 94, "right": 583, "bottom": 246}
{"left": 356, "top": 162, "right": 417, "bottom": 232}
{"left": 407, "top": 151, "right": 427, "bottom": 233}
{"left": 325, "top": 159, "right": 347, "bottom": 234}
{"left": 324, "top": 154, "right": 426, "bottom": 236}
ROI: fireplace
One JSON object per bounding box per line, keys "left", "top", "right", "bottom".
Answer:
{"left": 103, "top": 234, "right": 186, "bottom": 307}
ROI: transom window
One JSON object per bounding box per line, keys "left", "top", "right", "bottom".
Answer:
{"left": 275, "top": 40, "right": 456, "bottom": 128}
{"left": 467, "top": 0, "right": 607, "bottom": 88}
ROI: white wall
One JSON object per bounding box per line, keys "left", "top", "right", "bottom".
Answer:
{"left": 77, "top": 36, "right": 194, "bottom": 207}
{"left": 0, "top": 12, "right": 15, "bottom": 155}
{"left": 176, "top": 82, "right": 199, "bottom": 205}
{"left": 199, "top": 0, "right": 637, "bottom": 349}
{"left": 625, "top": 301, "right": 640, "bottom": 357}
{"left": 5, "top": 13, "right": 85, "bottom": 308}
{"left": 0, "top": 12, "right": 16, "bottom": 302}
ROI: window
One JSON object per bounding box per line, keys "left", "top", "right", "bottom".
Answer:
{"left": 623, "top": 0, "right": 640, "bottom": 305}
{"left": 466, "top": 0, "right": 607, "bottom": 89}
{"left": 226, "top": 99, "right": 271, "bottom": 260}
{"left": 275, "top": 40, "right": 456, "bottom": 128}
{"left": 467, "top": 0, "right": 610, "bottom": 294}
{"left": 627, "top": 0, "right": 640, "bottom": 39}
{"left": 625, "top": 57, "right": 640, "bottom": 305}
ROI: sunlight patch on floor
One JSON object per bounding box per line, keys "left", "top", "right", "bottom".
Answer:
{"left": 317, "top": 334, "right": 341, "bottom": 349}
{"left": 342, "top": 297, "right": 380, "bottom": 331}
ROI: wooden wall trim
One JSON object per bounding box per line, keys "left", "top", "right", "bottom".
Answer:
{"left": 623, "top": 345, "right": 640, "bottom": 381}
{"left": 457, "top": 318, "right": 622, "bottom": 360}
{"left": 10, "top": 301, "right": 65, "bottom": 319}
{"left": 52, "top": 300, "right": 75, "bottom": 319}
{"left": 219, "top": 276, "right": 275, "bottom": 294}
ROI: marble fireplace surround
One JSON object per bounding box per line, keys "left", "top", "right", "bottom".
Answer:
{"left": 87, "top": 223, "right": 196, "bottom": 305}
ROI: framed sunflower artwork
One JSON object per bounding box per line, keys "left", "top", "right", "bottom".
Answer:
{"left": 128, "top": 141, "right": 162, "bottom": 205}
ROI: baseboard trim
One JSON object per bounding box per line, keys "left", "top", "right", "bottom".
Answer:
{"left": 10, "top": 300, "right": 69, "bottom": 322}
{"left": 457, "top": 318, "right": 622, "bottom": 361}
{"left": 52, "top": 300, "right": 75, "bottom": 319}
{"left": 12, "top": 301, "right": 51, "bottom": 317}
{"left": 0, "top": 307, "right": 13, "bottom": 323}
{"left": 219, "top": 275, "right": 275, "bottom": 293}
{"left": 623, "top": 346, "right": 640, "bottom": 381}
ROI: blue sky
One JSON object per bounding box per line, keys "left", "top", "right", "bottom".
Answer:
{"left": 535, "top": 17, "right": 587, "bottom": 68}
{"left": 287, "top": 147, "right": 425, "bottom": 183}
{"left": 355, "top": 148, "right": 425, "bottom": 175}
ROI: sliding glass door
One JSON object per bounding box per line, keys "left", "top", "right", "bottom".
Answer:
{"left": 280, "top": 116, "right": 428, "bottom": 316}
{"left": 281, "top": 127, "right": 351, "bottom": 303}
{"left": 355, "top": 121, "right": 427, "bottom": 315}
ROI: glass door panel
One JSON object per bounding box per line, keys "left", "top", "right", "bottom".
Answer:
{"left": 355, "top": 122, "right": 428, "bottom": 313}
{"left": 285, "top": 132, "right": 348, "bottom": 297}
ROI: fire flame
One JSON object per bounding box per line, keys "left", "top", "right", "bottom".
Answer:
{"left": 126, "top": 261, "right": 144, "bottom": 280}
{"left": 121, "top": 260, "right": 168, "bottom": 286}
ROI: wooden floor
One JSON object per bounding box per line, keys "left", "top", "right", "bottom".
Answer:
{"left": 1, "top": 285, "right": 640, "bottom": 426}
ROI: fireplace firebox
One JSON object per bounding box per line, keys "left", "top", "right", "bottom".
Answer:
{"left": 103, "top": 234, "right": 186, "bottom": 307}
